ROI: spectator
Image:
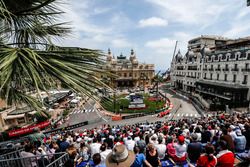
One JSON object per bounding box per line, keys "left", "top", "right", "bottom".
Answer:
{"left": 90, "top": 138, "right": 102, "bottom": 157}
{"left": 187, "top": 133, "right": 203, "bottom": 164}
{"left": 166, "top": 137, "right": 176, "bottom": 159}
{"left": 106, "top": 144, "right": 135, "bottom": 167}
{"left": 59, "top": 137, "right": 70, "bottom": 152}
{"left": 234, "top": 129, "right": 247, "bottom": 153}
{"left": 125, "top": 136, "right": 135, "bottom": 151}
{"left": 154, "top": 136, "right": 166, "bottom": 160}
{"left": 220, "top": 128, "right": 235, "bottom": 152}
{"left": 196, "top": 144, "right": 217, "bottom": 167}
{"left": 29, "top": 128, "right": 45, "bottom": 148}
{"left": 131, "top": 146, "right": 152, "bottom": 167}
{"left": 20, "top": 144, "right": 36, "bottom": 167}
{"left": 173, "top": 135, "right": 187, "bottom": 165}
{"left": 194, "top": 127, "right": 202, "bottom": 142}
{"left": 78, "top": 142, "right": 90, "bottom": 162}
{"left": 136, "top": 133, "right": 146, "bottom": 153}
{"left": 216, "top": 140, "right": 234, "bottom": 167}
{"left": 146, "top": 144, "right": 161, "bottom": 167}
{"left": 242, "top": 124, "right": 250, "bottom": 150}
{"left": 91, "top": 153, "right": 106, "bottom": 167}
{"left": 65, "top": 145, "right": 78, "bottom": 167}
{"left": 100, "top": 143, "right": 112, "bottom": 165}
{"left": 201, "top": 126, "right": 212, "bottom": 143}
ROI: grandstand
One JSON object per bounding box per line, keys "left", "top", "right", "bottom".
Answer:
{"left": 0, "top": 112, "right": 249, "bottom": 167}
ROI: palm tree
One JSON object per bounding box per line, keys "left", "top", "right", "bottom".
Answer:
{"left": 0, "top": 0, "right": 110, "bottom": 111}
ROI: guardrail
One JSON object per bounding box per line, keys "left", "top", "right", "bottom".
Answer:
{"left": 0, "top": 150, "right": 69, "bottom": 167}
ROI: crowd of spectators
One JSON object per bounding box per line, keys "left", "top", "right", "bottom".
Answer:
{"left": 12, "top": 112, "right": 250, "bottom": 166}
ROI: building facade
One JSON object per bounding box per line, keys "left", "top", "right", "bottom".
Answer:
{"left": 104, "top": 49, "right": 155, "bottom": 88}
{"left": 170, "top": 35, "right": 250, "bottom": 110}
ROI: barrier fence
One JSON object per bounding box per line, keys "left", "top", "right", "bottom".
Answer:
{"left": 0, "top": 149, "right": 69, "bottom": 167}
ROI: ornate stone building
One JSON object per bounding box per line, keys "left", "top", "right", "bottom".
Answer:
{"left": 170, "top": 35, "right": 250, "bottom": 110}
{"left": 104, "top": 49, "right": 155, "bottom": 88}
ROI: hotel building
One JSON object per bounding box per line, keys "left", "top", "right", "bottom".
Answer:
{"left": 170, "top": 35, "right": 250, "bottom": 110}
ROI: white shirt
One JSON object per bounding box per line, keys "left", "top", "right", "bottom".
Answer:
{"left": 100, "top": 149, "right": 112, "bottom": 164}
{"left": 125, "top": 139, "right": 135, "bottom": 151}
{"left": 174, "top": 143, "right": 187, "bottom": 158}
{"left": 155, "top": 143, "right": 166, "bottom": 159}
{"left": 90, "top": 143, "right": 101, "bottom": 156}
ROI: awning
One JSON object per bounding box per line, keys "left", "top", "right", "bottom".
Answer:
{"left": 196, "top": 80, "right": 248, "bottom": 89}
{"left": 28, "top": 111, "right": 37, "bottom": 115}
{"left": 5, "top": 114, "right": 25, "bottom": 120}
{"left": 196, "top": 89, "right": 231, "bottom": 100}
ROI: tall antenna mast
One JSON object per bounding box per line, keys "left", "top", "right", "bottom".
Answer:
{"left": 172, "top": 41, "right": 178, "bottom": 62}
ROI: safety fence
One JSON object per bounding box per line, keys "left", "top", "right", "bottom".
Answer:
{"left": 0, "top": 149, "right": 69, "bottom": 167}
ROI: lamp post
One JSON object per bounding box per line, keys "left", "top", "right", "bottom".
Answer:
{"left": 113, "top": 90, "right": 117, "bottom": 114}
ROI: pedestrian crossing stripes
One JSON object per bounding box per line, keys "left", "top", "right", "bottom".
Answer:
{"left": 70, "top": 109, "right": 95, "bottom": 114}
{"left": 172, "top": 113, "right": 200, "bottom": 118}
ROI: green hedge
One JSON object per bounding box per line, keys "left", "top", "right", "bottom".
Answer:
{"left": 100, "top": 96, "right": 165, "bottom": 114}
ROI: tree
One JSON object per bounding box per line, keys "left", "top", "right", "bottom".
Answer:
{"left": 0, "top": 0, "right": 109, "bottom": 111}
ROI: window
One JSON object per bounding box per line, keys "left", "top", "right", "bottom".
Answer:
{"left": 210, "top": 73, "right": 213, "bottom": 80}
{"left": 124, "top": 73, "right": 127, "bottom": 77}
{"left": 234, "top": 64, "right": 238, "bottom": 69}
{"left": 129, "top": 73, "right": 132, "bottom": 77}
{"left": 224, "top": 74, "right": 227, "bottom": 81}
{"left": 233, "top": 75, "right": 236, "bottom": 82}
{"left": 243, "top": 75, "right": 248, "bottom": 84}
{"left": 217, "top": 74, "right": 219, "bottom": 80}
{"left": 204, "top": 73, "right": 207, "bottom": 79}
{"left": 246, "top": 63, "right": 249, "bottom": 69}
{"left": 17, "top": 118, "right": 25, "bottom": 124}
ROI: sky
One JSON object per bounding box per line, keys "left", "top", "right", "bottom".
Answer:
{"left": 56, "top": 0, "right": 250, "bottom": 71}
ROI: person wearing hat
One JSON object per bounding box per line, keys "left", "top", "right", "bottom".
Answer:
{"left": 173, "top": 135, "right": 187, "bottom": 165}
{"left": 234, "top": 129, "right": 246, "bottom": 153}
{"left": 106, "top": 144, "right": 135, "bottom": 167}
{"left": 187, "top": 133, "right": 203, "bottom": 164}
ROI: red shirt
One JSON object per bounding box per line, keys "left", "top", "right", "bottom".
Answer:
{"left": 196, "top": 154, "right": 217, "bottom": 167}
{"left": 216, "top": 150, "right": 234, "bottom": 167}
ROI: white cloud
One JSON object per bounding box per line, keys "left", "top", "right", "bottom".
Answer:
{"left": 93, "top": 7, "right": 111, "bottom": 15}
{"left": 146, "top": 0, "right": 234, "bottom": 26}
{"left": 224, "top": 24, "right": 250, "bottom": 38}
{"left": 111, "top": 38, "right": 132, "bottom": 48}
{"left": 145, "top": 38, "right": 176, "bottom": 54}
{"left": 138, "top": 17, "right": 168, "bottom": 27}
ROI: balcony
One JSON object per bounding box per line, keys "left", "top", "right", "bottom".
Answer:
{"left": 242, "top": 81, "right": 247, "bottom": 84}
{"left": 209, "top": 68, "right": 214, "bottom": 71}
{"left": 215, "top": 68, "right": 221, "bottom": 71}
{"left": 222, "top": 68, "right": 229, "bottom": 71}
{"left": 242, "top": 68, "right": 250, "bottom": 72}
{"left": 231, "top": 68, "right": 239, "bottom": 72}
{"left": 203, "top": 68, "right": 208, "bottom": 71}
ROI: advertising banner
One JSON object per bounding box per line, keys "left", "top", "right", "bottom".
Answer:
{"left": 8, "top": 121, "right": 51, "bottom": 137}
